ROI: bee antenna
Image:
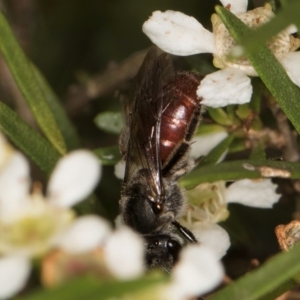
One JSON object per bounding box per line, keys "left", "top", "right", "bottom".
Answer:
{"left": 172, "top": 220, "right": 197, "bottom": 243}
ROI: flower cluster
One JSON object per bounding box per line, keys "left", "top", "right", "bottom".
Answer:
{"left": 0, "top": 132, "right": 224, "bottom": 300}
{"left": 181, "top": 179, "right": 281, "bottom": 258}
{"left": 142, "top": 0, "right": 300, "bottom": 107}
{"left": 0, "top": 132, "right": 103, "bottom": 298}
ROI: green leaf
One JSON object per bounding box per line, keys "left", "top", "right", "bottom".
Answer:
{"left": 94, "top": 111, "right": 124, "bottom": 134}
{"left": 258, "top": 280, "right": 297, "bottom": 300}
{"left": 32, "top": 65, "right": 80, "bottom": 151}
{"left": 228, "top": 138, "right": 247, "bottom": 153}
{"left": 180, "top": 159, "right": 299, "bottom": 189}
{"left": 196, "top": 124, "right": 226, "bottom": 135}
{"left": 249, "top": 142, "right": 266, "bottom": 160}
{"left": 0, "top": 101, "right": 60, "bottom": 174}
{"left": 201, "top": 135, "right": 234, "bottom": 166}
{"left": 226, "top": 105, "right": 241, "bottom": 126}
{"left": 235, "top": 104, "right": 249, "bottom": 120}
{"left": 22, "top": 273, "right": 167, "bottom": 300}
{"left": 93, "top": 146, "right": 121, "bottom": 165}
{"left": 215, "top": 6, "right": 300, "bottom": 135}
{"left": 0, "top": 10, "right": 66, "bottom": 154}
{"left": 207, "top": 107, "right": 233, "bottom": 126}
{"left": 238, "top": 1, "right": 300, "bottom": 54}
{"left": 249, "top": 78, "right": 264, "bottom": 114}
{"left": 209, "top": 243, "right": 300, "bottom": 300}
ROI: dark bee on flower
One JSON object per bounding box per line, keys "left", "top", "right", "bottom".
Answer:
{"left": 119, "top": 46, "right": 203, "bottom": 271}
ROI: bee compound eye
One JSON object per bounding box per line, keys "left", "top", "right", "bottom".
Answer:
{"left": 150, "top": 201, "right": 163, "bottom": 215}
{"left": 167, "top": 239, "right": 181, "bottom": 262}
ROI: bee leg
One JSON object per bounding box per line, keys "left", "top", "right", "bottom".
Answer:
{"left": 172, "top": 220, "right": 197, "bottom": 243}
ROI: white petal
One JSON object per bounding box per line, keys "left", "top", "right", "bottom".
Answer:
{"left": 169, "top": 245, "right": 223, "bottom": 298}
{"left": 47, "top": 150, "right": 101, "bottom": 208}
{"left": 190, "top": 131, "right": 228, "bottom": 159}
{"left": 286, "top": 24, "right": 297, "bottom": 34}
{"left": 197, "top": 68, "right": 253, "bottom": 107}
{"left": 57, "top": 215, "right": 112, "bottom": 253}
{"left": 219, "top": 0, "right": 248, "bottom": 14}
{"left": 280, "top": 52, "right": 300, "bottom": 87}
{"left": 191, "top": 222, "right": 230, "bottom": 259}
{"left": 0, "top": 255, "right": 31, "bottom": 299}
{"left": 0, "top": 152, "right": 30, "bottom": 218}
{"left": 114, "top": 160, "right": 125, "bottom": 180}
{"left": 226, "top": 179, "right": 280, "bottom": 208}
{"left": 143, "top": 10, "right": 216, "bottom": 56}
{"left": 104, "top": 227, "right": 145, "bottom": 279}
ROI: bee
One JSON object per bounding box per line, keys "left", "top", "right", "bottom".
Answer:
{"left": 119, "top": 46, "right": 203, "bottom": 271}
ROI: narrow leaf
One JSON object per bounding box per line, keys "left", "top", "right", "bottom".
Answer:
{"left": 216, "top": 6, "right": 300, "bottom": 135}
{"left": 23, "top": 273, "right": 167, "bottom": 300}
{"left": 249, "top": 142, "right": 266, "bottom": 160}
{"left": 181, "top": 159, "right": 299, "bottom": 189}
{"left": 196, "top": 124, "right": 226, "bottom": 135}
{"left": 249, "top": 78, "right": 264, "bottom": 114}
{"left": 32, "top": 65, "right": 80, "bottom": 150}
{"left": 258, "top": 280, "right": 297, "bottom": 300}
{"left": 0, "top": 101, "right": 60, "bottom": 174}
{"left": 207, "top": 107, "right": 233, "bottom": 126}
{"left": 209, "top": 243, "right": 300, "bottom": 300}
{"left": 0, "top": 10, "right": 66, "bottom": 154}
{"left": 201, "top": 135, "right": 234, "bottom": 166}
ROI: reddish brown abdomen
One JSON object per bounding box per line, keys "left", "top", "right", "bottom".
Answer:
{"left": 160, "top": 72, "right": 203, "bottom": 167}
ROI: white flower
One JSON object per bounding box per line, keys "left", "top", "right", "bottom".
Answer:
{"left": 0, "top": 141, "right": 101, "bottom": 298}
{"left": 181, "top": 179, "right": 280, "bottom": 258}
{"left": 143, "top": 1, "right": 300, "bottom": 107}
{"left": 0, "top": 150, "right": 101, "bottom": 256}
{"left": 57, "top": 215, "right": 112, "bottom": 253}
{"left": 42, "top": 219, "right": 145, "bottom": 286}
{"left": 226, "top": 178, "right": 281, "bottom": 208}
{"left": 189, "top": 222, "right": 230, "bottom": 259}
{"left": 103, "top": 226, "right": 145, "bottom": 279}
{"left": 162, "top": 244, "right": 223, "bottom": 300}
{"left": 0, "top": 255, "right": 31, "bottom": 300}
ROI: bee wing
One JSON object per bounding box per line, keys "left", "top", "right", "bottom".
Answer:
{"left": 123, "top": 46, "right": 175, "bottom": 200}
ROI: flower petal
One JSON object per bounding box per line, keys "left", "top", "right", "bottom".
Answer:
{"left": 191, "top": 222, "right": 230, "bottom": 259}
{"left": 0, "top": 152, "right": 30, "bottom": 219}
{"left": 104, "top": 227, "right": 145, "bottom": 279}
{"left": 190, "top": 131, "right": 228, "bottom": 159}
{"left": 219, "top": 0, "right": 248, "bottom": 14}
{"left": 197, "top": 67, "right": 253, "bottom": 107}
{"left": 57, "top": 215, "right": 112, "bottom": 253}
{"left": 114, "top": 160, "right": 126, "bottom": 180}
{"left": 167, "top": 245, "right": 223, "bottom": 299}
{"left": 47, "top": 150, "right": 101, "bottom": 208}
{"left": 143, "top": 10, "right": 216, "bottom": 55}
{"left": 286, "top": 24, "right": 298, "bottom": 34}
{"left": 226, "top": 179, "right": 281, "bottom": 208}
{"left": 0, "top": 255, "right": 31, "bottom": 299}
{"left": 280, "top": 52, "right": 300, "bottom": 87}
